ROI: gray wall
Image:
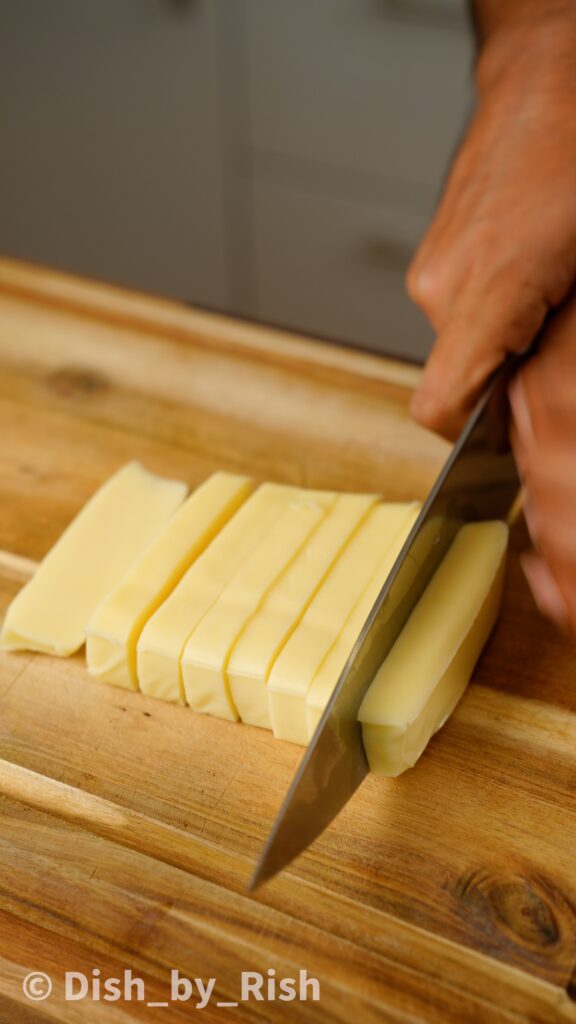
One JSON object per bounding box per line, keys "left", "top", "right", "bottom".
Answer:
{"left": 0, "top": 0, "right": 473, "bottom": 361}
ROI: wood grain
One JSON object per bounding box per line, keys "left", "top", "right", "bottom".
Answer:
{"left": 0, "top": 257, "right": 575, "bottom": 1023}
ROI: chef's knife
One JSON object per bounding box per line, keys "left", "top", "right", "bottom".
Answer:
{"left": 249, "top": 357, "right": 521, "bottom": 890}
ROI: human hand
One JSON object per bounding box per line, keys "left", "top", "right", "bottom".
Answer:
{"left": 407, "top": 16, "right": 576, "bottom": 440}
{"left": 509, "top": 296, "right": 576, "bottom": 631}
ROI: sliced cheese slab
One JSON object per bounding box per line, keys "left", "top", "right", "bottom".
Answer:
{"left": 85, "top": 472, "right": 253, "bottom": 690}
{"left": 306, "top": 503, "right": 420, "bottom": 739}
{"left": 136, "top": 483, "right": 303, "bottom": 703}
{"left": 227, "top": 493, "right": 378, "bottom": 728}
{"left": 0, "top": 462, "right": 187, "bottom": 656}
{"left": 359, "top": 520, "right": 508, "bottom": 776}
{"left": 181, "top": 490, "right": 337, "bottom": 721}
{"left": 267, "top": 502, "right": 418, "bottom": 744}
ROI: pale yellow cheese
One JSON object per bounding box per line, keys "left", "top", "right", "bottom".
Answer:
{"left": 85, "top": 472, "right": 253, "bottom": 690}
{"left": 227, "top": 493, "right": 378, "bottom": 728}
{"left": 0, "top": 462, "right": 187, "bottom": 656}
{"left": 267, "top": 502, "right": 419, "bottom": 744}
{"left": 180, "top": 490, "right": 338, "bottom": 720}
{"left": 359, "top": 521, "right": 508, "bottom": 776}
{"left": 306, "top": 503, "right": 420, "bottom": 739}
{"left": 136, "top": 483, "right": 304, "bottom": 703}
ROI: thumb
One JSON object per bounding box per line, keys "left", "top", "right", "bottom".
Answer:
{"left": 411, "top": 278, "right": 548, "bottom": 439}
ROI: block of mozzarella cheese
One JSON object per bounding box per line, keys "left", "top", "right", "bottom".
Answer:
{"left": 85, "top": 472, "right": 253, "bottom": 689}
{"left": 267, "top": 503, "right": 419, "bottom": 744}
{"left": 136, "top": 483, "right": 303, "bottom": 703}
{"left": 180, "top": 489, "right": 338, "bottom": 721}
{"left": 359, "top": 521, "right": 508, "bottom": 777}
{"left": 306, "top": 503, "right": 420, "bottom": 739}
{"left": 227, "top": 493, "right": 378, "bottom": 728}
{"left": 0, "top": 462, "right": 187, "bottom": 656}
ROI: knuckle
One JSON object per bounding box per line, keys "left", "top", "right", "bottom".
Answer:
{"left": 406, "top": 261, "right": 440, "bottom": 310}
{"left": 405, "top": 252, "right": 449, "bottom": 318}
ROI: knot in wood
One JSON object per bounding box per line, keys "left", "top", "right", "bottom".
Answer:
{"left": 456, "top": 867, "right": 562, "bottom": 951}
{"left": 48, "top": 366, "right": 108, "bottom": 398}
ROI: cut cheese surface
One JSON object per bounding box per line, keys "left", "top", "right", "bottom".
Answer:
{"left": 0, "top": 462, "right": 186, "bottom": 657}
{"left": 306, "top": 503, "right": 420, "bottom": 739}
{"left": 136, "top": 482, "right": 303, "bottom": 703}
{"left": 181, "top": 490, "right": 338, "bottom": 720}
{"left": 359, "top": 520, "right": 508, "bottom": 776}
{"left": 267, "top": 502, "right": 419, "bottom": 744}
{"left": 85, "top": 472, "right": 253, "bottom": 690}
{"left": 228, "top": 493, "right": 378, "bottom": 728}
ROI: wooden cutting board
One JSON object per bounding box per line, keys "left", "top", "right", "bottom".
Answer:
{"left": 0, "top": 258, "right": 575, "bottom": 1024}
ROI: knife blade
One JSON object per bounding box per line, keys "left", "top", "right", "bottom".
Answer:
{"left": 249, "top": 357, "right": 521, "bottom": 890}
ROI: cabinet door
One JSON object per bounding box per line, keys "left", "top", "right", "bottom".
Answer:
{"left": 237, "top": 0, "right": 473, "bottom": 358}
{"left": 252, "top": 180, "right": 434, "bottom": 360}
{"left": 244, "top": 0, "right": 473, "bottom": 198}
{"left": 0, "top": 0, "right": 227, "bottom": 306}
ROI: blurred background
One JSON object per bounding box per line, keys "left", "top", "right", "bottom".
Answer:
{"left": 0, "top": 1, "right": 473, "bottom": 362}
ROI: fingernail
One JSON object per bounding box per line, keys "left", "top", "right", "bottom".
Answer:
{"left": 521, "top": 553, "right": 568, "bottom": 627}
{"left": 509, "top": 375, "right": 533, "bottom": 442}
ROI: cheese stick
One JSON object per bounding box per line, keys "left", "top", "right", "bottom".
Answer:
{"left": 228, "top": 493, "right": 377, "bottom": 728}
{"left": 137, "top": 483, "right": 303, "bottom": 703}
{"left": 306, "top": 503, "right": 420, "bottom": 738}
{"left": 267, "top": 503, "right": 419, "bottom": 744}
{"left": 0, "top": 462, "right": 187, "bottom": 656}
{"left": 359, "top": 521, "right": 508, "bottom": 776}
{"left": 86, "top": 472, "right": 252, "bottom": 689}
{"left": 180, "top": 490, "right": 338, "bottom": 720}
